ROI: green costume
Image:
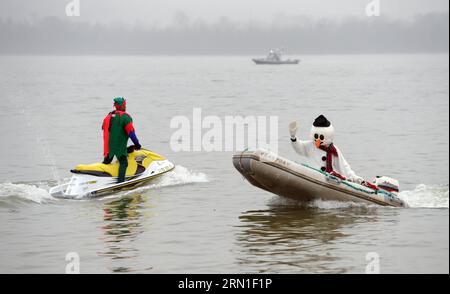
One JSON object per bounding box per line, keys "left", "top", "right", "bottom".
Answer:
{"left": 105, "top": 111, "right": 133, "bottom": 159}
{"left": 102, "top": 97, "right": 138, "bottom": 183}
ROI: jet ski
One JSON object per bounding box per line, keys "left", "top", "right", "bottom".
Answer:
{"left": 49, "top": 146, "right": 175, "bottom": 198}
{"left": 233, "top": 149, "right": 407, "bottom": 207}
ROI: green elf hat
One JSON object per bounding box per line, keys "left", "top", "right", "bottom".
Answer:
{"left": 113, "top": 97, "right": 126, "bottom": 109}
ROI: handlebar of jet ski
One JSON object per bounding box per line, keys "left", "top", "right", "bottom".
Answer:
{"left": 127, "top": 145, "right": 140, "bottom": 153}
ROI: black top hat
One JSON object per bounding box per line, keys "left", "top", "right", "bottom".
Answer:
{"left": 313, "top": 115, "right": 331, "bottom": 127}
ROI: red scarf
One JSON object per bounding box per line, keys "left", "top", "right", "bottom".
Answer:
{"left": 319, "top": 144, "right": 338, "bottom": 173}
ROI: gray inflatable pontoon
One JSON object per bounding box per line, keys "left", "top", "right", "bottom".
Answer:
{"left": 233, "top": 149, "right": 407, "bottom": 207}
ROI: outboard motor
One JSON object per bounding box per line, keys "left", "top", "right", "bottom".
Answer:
{"left": 373, "top": 176, "right": 400, "bottom": 193}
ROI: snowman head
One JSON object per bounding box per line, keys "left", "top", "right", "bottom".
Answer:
{"left": 310, "top": 115, "right": 334, "bottom": 148}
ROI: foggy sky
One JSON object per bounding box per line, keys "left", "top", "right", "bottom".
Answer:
{"left": 1, "top": 0, "right": 449, "bottom": 26}
{"left": 0, "top": 0, "right": 448, "bottom": 54}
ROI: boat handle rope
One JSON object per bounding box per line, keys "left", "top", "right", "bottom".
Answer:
{"left": 301, "top": 163, "right": 401, "bottom": 200}
{"left": 301, "top": 163, "right": 379, "bottom": 195}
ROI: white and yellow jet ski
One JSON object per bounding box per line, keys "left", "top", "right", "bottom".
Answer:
{"left": 50, "top": 147, "right": 175, "bottom": 198}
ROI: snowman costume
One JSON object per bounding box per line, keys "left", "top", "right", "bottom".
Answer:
{"left": 289, "top": 115, "right": 363, "bottom": 183}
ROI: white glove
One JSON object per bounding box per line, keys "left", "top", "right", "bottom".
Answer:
{"left": 289, "top": 121, "right": 299, "bottom": 138}
{"left": 351, "top": 177, "right": 364, "bottom": 184}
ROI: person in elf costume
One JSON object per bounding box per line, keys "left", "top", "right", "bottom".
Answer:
{"left": 289, "top": 115, "right": 364, "bottom": 183}
{"left": 102, "top": 97, "right": 142, "bottom": 183}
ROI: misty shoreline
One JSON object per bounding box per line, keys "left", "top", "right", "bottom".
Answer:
{"left": 1, "top": 13, "right": 448, "bottom": 55}
{"left": 0, "top": 53, "right": 449, "bottom": 57}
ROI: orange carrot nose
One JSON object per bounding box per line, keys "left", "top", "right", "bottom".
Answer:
{"left": 315, "top": 139, "right": 321, "bottom": 148}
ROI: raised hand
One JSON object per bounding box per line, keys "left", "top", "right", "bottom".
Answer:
{"left": 289, "top": 121, "right": 299, "bottom": 138}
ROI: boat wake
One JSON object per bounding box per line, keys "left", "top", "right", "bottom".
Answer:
{"left": 269, "top": 184, "right": 449, "bottom": 209}
{"left": 148, "top": 165, "right": 209, "bottom": 189}
{"left": 398, "top": 184, "right": 449, "bottom": 208}
{"left": 0, "top": 165, "right": 208, "bottom": 204}
{"left": 269, "top": 197, "right": 375, "bottom": 210}
{"left": 0, "top": 182, "right": 55, "bottom": 204}
{"left": 114, "top": 165, "right": 209, "bottom": 198}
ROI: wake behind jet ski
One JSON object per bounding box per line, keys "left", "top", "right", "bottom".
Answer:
{"left": 50, "top": 146, "right": 175, "bottom": 198}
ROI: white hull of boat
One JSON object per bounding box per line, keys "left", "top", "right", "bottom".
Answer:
{"left": 252, "top": 58, "right": 300, "bottom": 64}
{"left": 50, "top": 159, "right": 174, "bottom": 198}
{"left": 233, "top": 149, "right": 407, "bottom": 207}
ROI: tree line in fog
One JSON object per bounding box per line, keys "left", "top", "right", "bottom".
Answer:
{"left": 0, "top": 12, "right": 448, "bottom": 54}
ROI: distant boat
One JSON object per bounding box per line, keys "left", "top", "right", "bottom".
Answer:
{"left": 252, "top": 49, "right": 300, "bottom": 65}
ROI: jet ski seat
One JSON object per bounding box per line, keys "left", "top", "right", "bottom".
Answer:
{"left": 72, "top": 153, "right": 138, "bottom": 177}
{"left": 70, "top": 149, "right": 166, "bottom": 177}
{"left": 72, "top": 160, "right": 139, "bottom": 177}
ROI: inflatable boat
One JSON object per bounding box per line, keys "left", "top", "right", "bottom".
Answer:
{"left": 233, "top": 149, "right": 407, "bottom": 207}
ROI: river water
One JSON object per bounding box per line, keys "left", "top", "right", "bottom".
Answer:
{"left": 0, "top": 54, "right": 448, "bottom": 273}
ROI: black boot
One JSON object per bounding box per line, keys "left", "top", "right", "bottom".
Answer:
{"left": 117, "top": 155, "right": 128, "bottom": 183}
